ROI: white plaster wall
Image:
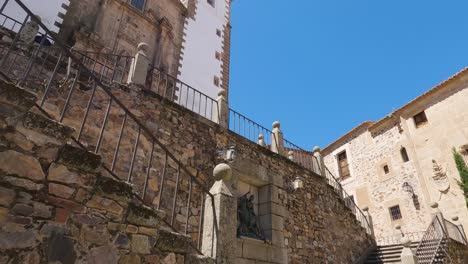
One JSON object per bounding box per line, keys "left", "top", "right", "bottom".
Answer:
{"left": 1, "top": 0, "right": 69, "bottom": 32}
{"left": 178, "top": 0, "right": 229, "bottom": 100}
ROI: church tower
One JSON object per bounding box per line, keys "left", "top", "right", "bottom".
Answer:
{"left": 178, "top": 0, "right": 232, "bottom": 100}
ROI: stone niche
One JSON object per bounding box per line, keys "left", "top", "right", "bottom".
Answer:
{"left": 231, "top": 156, "right": 288, "bottom": 264}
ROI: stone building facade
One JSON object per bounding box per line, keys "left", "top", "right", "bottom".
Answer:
{"left": 322, "top": 67, "right": 468, "bottom": 242}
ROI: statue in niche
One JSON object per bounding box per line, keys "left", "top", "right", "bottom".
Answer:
{"left": 237, "top": 192, "right": 265, "bottom": 240}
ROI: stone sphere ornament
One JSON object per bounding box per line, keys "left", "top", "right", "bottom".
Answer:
{"left": 213, "top": 163, "right": 232, "bottom": 181}
{"left": 272, "top": 121, "right": 280, "bottom": 129}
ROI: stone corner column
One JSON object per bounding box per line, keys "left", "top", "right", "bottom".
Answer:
{"left": 271, "top": 121, "right": 284, "bottom": 155}
{"left": 214, "top": 89, "right": 229, "bottom": 128}
{"left": 201, "top": 163, "right": 236, "bottom": 263}
{"left": 400, "top": 238, "right": 418, "bottom": 264}
{"left": 313, "top": 146, "right": 326, "bottom": 177}
{"left": 127, "top": 42, "right": 150, "bottom": 86}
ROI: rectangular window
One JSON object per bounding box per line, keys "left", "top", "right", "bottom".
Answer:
{"left": 215, "top": 51, "right": 221, "bottom": 60}
{"left": 207, "top": 0, "right": 215, "bottom": 7}
{"left": 337, "top": 151, "right": 350, "bottom": 180}
{"left": 383, "top": 165, "right": 390, "bottom": 174}
{"left": 216, "top": 29, "right": 222, "bottom": 37}
{"left": 214, "top": 76, "right": 220, "bottom": 87}
{"left": 413, "top": 111, "right": 428, "bottom": 128}
{"left": 401, "top": 147, "right": 410, "bottom": 162}
{"left": 389, "top": 205, "right": 402, "bottom": 221}
{"left": 130, "top": 0, "right": 145, "bottom": 11}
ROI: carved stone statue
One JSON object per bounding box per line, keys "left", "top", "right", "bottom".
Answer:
{"left": 19, "top": 17, "right": 40, "bottom": 45}
{"left": 237, "top": 192, "right": 265, "bottom": 240}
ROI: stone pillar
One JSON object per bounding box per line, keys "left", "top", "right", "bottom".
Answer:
{"left": 400, "top": 238, "right": 418, "bottom": 264}
{"left": 201, "top": 163, "right": 236, "bottom": 263}
{"left": 127, "top": 43, "right": 150, "bottom": 86}
{"left": 271, "top": 121, "right": 284, "bottom": 155}
{"left": 288, "top": 151, "right": 294, "bottom": 161}
{"left": 313, "top": 146, "right": 326, "bottom": 177}
{"left": 362, "top": 206, "right": 375, "bottom": 237}
{"left": 19, "top": 17, "right": 40, "bottom": 45}
{"left": 215, "top": 89, "right": 229, "bottom": 128}
{"left": 430, "top": 202, "right": 448, "bottom": 233}
{"left": 257, "top": 134, "right": 266, "bottom": 147}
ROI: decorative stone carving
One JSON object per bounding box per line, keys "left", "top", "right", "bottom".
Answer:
{"left": 237, "top": 192, "right": 265, "bottom": 240}
{"left": 432, "top": 160, "right": 450, "bottom": 193}
{"left": 19, "top": 17, "right": 40, "bottom": 44}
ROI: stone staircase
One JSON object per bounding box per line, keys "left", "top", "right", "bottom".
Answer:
{"left": 0, "top": 80, "right": 214, "bottom": 263}
{"left": 364, "top": 242, "right": 419, "bottom": 264}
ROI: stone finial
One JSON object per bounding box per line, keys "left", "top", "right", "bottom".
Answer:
{"left": 400, "top": 237, "right": 418, "bottom": 264}
{"left": 215, "top": 89, "right": 229, "bottom": 128}
{"left": 127, "top": 42, "right": 150, "bottom": 86}
{"left": 213, "top": 163, "right": 232, "bottom": 182}
{"left": 218, "top": 88, "right": 226, "bottom": 97}
{"left": 272, "top": 121, "right": 281, "bottom": 129}
{"left": 401, "top": 237, "right": 412, "bottom": 248}
{"left": 288, "top": 151, "right": 294, "bottom": 161}
{"left": 313, "top": 146, "right": 321, "bottom": 153}
{"left": 257, "top": 134, "right": 266, "bottom": 147}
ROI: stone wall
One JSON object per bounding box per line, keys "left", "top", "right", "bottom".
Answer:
{"left": 0, "top": 82, "right": 213, "bottom": 263}
{"left": 322, "top": 69, "right": 468, "bottom": 242}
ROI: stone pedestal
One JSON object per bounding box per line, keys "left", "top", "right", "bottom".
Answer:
{"left": 215, "top": 89, "right": 229, "bottom": 128}
{"left": 313, "top": 146, "right": 326, "bottom": 177}
{"left": 400, "top": 238, "right": 418, "bottom": 264}
{"left": 201, "top": 164, "right": 236, "bottom": 264}
{"left": 127, "top": 43, "right": 150, "bottom": 86}
{"left": 271, "top": 121, "right": 284, "bottom": 155}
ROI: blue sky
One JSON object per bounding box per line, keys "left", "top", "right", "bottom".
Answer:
{"left": 229, "top": 0, "right": 468, "bottom": 150}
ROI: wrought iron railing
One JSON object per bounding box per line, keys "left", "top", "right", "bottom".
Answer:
{"left": 0, "top": 0, "right": 216, "bottom": 254}
{"left": 229, "top": 109, "right": 274, "bottom": 146}
{"left": 416, "top": 215, "right": 448, "bottom": 263}
{"left": 445, "top": 219, "right": 468, "bottom": 245}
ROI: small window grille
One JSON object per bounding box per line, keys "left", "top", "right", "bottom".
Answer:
{"left": 214, "top": 76, "right": 220, "bottom": 87}
{"left": 413, "top": 111, "right": 428, "bottom": 128}
{"left": 389, "top": 205, "right": 402, "bottom": 221}
{"left": 215, "top": 52, "right": 221, "bottom": 60}
{"left": 216, "top": 29, "right": 222, "bottom": 37}
{"left": 207, "top": 0, "right": 215, "bottom": 7}
{"left": 383, "top": 165, "right": 390, "bottom": 174}
{"left": 401, "top": 147, "right": 410, "bottom": 162}
{"left": 130, "top": 0, "right": 145, "bottom": 11}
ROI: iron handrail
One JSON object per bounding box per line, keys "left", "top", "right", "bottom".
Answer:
{"left": 3, "top": 0, "right": 217, "bottom": 253}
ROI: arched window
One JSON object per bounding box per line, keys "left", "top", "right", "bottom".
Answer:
{"left": 400, "top": 147, "right": 409, "bottom": 162}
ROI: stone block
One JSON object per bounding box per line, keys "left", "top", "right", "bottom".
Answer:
{"left": 39, "top": 222, "right": 68, "bottom": 236}
{"left": 184, "top": 254, "right": 215, "bottom": 264}
{"left": 144, "top": 255, "right": 161, "bottom": 264}
{"left": 138, "top": 226, "right": 158, "bottom": 236}
{"left": 241, "top": 238, "right": 268, "bottom": 261}
{"left": 0, "top": 80, "right": 37, "bottom": 112}
{"left": 49, "top": 183, "right": 75, "bottom": 198}
{"left": 95, "top": 176, "right": 133, "bottom": 203}
{"left": 114, "top": 233, "right": 130, "bottom": 249}
{"left": 0, "top": 230, "right": 37, "bottom": 250}
{"left": 131, "top": 234, "right": 151, "bottom": 254}
{"left": 86, "top": 196, "right": 123, "bottom": 215}
{"left": 0, "top": 150, "right": 45, "bottom": 180}
{"left": 46, "top": 195, "right": 85, "bottom": 213}
{"left": 0, "top": 207, "right": 8, "bottom": 223}
{"left": 32, "top": 202, "right": 52, "bottom": 218}
{"left": 0, "top": 186, "right": 15, "bottom": 207}
{"left": 87, "top": 245, "right": 118, "bottom": 264}
{"left": 48, "top": 163, "right": 90, "bottom": 185}
{"left": 2, "top": 176, "right": 43, "bottom": 191}
{"left": 11, "top": 203, "right": 33, "bottom": 216}
{"left": 71, "top": 213, "right": 106, "bottom": 226}
{"left": 155, "top": 229, "right": 193, "bottom": 254}
{"left": 81, "top": 225, "right": 111, "bottom": 245}
{"left": 126, "top": 203, "right": 165, "bottom": 228}
{"left": 119, "top": 254, "right": 141, "bottom": 264}
{"left": 56, "top": 144, "right": 102, "bottom": 172}
{"left": 22, "top": 111, "right": 74, "bottom": 142}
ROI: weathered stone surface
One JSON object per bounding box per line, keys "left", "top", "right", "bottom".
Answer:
{"left": 144, "top": 255, "right": 161, "bottom": 264}
{"left": 86, "top": 195, "right": 123, "bottom": 215}
{"left": 48, "top": 163, "right": 88, "bottom": 185}
{"left": 131, "top": 234, "right": 151, "bottom": 254}
{"left": 40, "top": 222, "right": 68, "bottom": 236}
{"left": 46, "top": 233, "right": 76, "bottom": 264}
{"left": 82, "top": 225, "right": 111, "bottom": 245}
{"left": 71, "top": 213, "right": 106, "bottom": 226}
{"left": 49, "top": 183, "right": 75, "bottom": 198}
{"left": 0, "top": 80, "right": 37, "bottom": 112}
{"left": 138, "top": 226, "right": 157, "bottom": 237}
{"left": 119, "top": 254, "right": 141, "bottom": 264}
{"left": 22, "top": 111, "right": 75, "bottom": 141}
{"left": 19, "top": 250, "right": 41, "bottom": 264}
{"left": 0, "top": 230, "right": 37, "bottom": 250}
{"left": 56, "top": 144, "right": 102, "bottom": 172}
{"left": 95, "top": 176, "right": 133, "bottom": 203}
{"left": 114, "top": 233, "right": 130, "bottom": 249}
{"left": 87, "top": 246, "right": 118, "bottom": 264}
{"left": 0, "top": 186, "right": 15, "bottom": 207}
{"left": 156, "top": 229, "right": 193, "bottom": 254}
{"left": 185, "top": 254, "right": 216, "bottom": 264}
{"left": 0, "top": 207, "right": 8, "bottom": 222}
{"left": 32, "top": 202, "right": 52, "bottom": 218}
{"left": 11, "top": 203, "right": 34, "bottom": 216}
{"left": 46, "top": 195, "right": 85, "bottom": 213}
{"left": 0, "top": 150, "right": 45, "bottom": 180}
{"left": 127, "top": 203, "right": 165, "bottom": 228}
{"left": 2, "top": 176, "right": 43, "bottom": 191}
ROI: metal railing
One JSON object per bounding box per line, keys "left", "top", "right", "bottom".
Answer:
{"left": 0, "top": 0, "right": 216, "bottom": 254}
{"left": 445, "top": 219, "right": 467, "bottom": 245}
{"left": 229, "top": 109, "right": 274, "bottom": 146}
{"left": 416, "top": 215, "right": 448, "bottom": 263}
{"left": 148, "top": 67, "right": 218, "bottom": 122}
{"left": 375, "top": 231, "right": 426, "bottom": 246}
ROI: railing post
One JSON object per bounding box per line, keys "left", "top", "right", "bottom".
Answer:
{"left": 215, "top": 89, "right": 229, "bottom": 128}
{"left": 271, "top": 121, "right": 284, "bottom": 155}
{"left": 313, "top": 146, "right": 326, "bottom": 177}
{"left": 288, "top": 150, "right": 294, "bottom": 161}
{"left": 362, "top": 206, "right": 375, "bottom": 237}
{"left": 201, "top": 163, "right": 236, "bottom": 262}
{"left": 127, "top": 42, "right": 150, "bottom": 86}
{"left": 430, "top": 202, "right": 448, "bottom": 234}
{"left": 400, "top": 237, "right": 419, "bottom": 264}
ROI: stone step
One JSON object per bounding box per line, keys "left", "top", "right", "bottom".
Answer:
{"left": 184, "top": 254, "right": 215, "bottom": 264}
{"left": 155, "top": 229, "right": 196, "bottom": 255}
{"left": 56, "top": 144, "right": 102, "bottom": 172}
{"left": 0, "top": 79, "right": 37, "bottom": 113}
